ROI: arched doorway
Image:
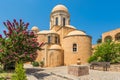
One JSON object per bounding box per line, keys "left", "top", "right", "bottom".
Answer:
{"left": 49, "top": 52, "right": 60, "bottom": 67}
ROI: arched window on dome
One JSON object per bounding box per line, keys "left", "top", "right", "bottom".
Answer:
{"left": 48, "top": 36, "right": 51, "bottom": 44}
{"left": 55, "top": 17, "right": 58, "bottom": 25}
{"left": 73, "top": 43, "right": 77, "bottom": 52}
{"left": 63, "top": 18, "right": 66, "bottom": 26}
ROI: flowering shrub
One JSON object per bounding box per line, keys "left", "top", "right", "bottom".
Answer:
{"left": 0, "top": 19, "right": 43, "bottom": 65}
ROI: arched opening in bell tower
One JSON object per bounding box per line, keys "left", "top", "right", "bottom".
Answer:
{"left": 63, "top": 17, "right": 66, "bottom": 26}
{"left": 55, "top": 17, "right": 58, "bottom": 25}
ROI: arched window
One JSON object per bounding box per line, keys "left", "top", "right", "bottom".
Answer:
{"left": 63, "top": 18, "right": 66, "bottom": 26}
{"left": 55, "top": 17, "right": 58, "bottom": 25}
{"left": 48, "top": 36, "right": 51, "bottom": 44}
{"left": 73, "top": 43, "right": 77, "bottom": 52}
{"left": 55, "top": 36, "right": 58, "bottom": 44}
{"left": 115, "top": 33, "right": 120, "bottom": 41}
{"left": 104, "top": 36, "right": 112, "bottom": 42}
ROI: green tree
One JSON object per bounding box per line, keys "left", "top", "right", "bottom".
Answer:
{"left": 89, "top": 40, "right": 120, "bottom": 63}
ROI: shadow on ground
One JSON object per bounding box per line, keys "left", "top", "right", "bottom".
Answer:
{"left": 34, "top": 72, "right": 50, "bottom": 79}
{"left": 26, "top": 68, "right": 44, "bottom": 75}
{"left": 25, "top": 68, "right": 50, "bottom": 79}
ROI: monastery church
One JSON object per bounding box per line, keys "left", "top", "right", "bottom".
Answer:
{"left": 31, "top": 4, "right": 92, "bottom": 67}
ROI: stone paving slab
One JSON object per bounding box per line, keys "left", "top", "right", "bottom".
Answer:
{"left": 27, "top": 75, "right": 38, "bottom": 80}
{"left": 24, "top": 64, "right": 120, "bottom": 80}
{"left": 46, "top": 67, "right": 120, "bottom": 80}
{"left": 50, "top": 66, "right": 120, "bottom": 80}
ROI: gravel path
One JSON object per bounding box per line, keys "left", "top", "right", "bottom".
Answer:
{"left": 24, "top": 64, "right": 120, "bottom": 80}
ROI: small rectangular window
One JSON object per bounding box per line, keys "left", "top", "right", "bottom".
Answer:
{"left": 73, "top": 44, "right": 77, "bottom": 52}
{"left": 55, "top": 36, "right": 58, "bottom": 44}
{"left": 48, "top": 36, "right": 51, "bottom": 44}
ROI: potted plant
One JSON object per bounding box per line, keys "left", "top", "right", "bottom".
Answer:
{"left": 31, "top": 61, "right": 39, "bottom": 67}
{"left": 40, "top": 61, "right": 44, "bottom": 67}
{"left": 77, "top": 58, "right": 81, "bottom": 65}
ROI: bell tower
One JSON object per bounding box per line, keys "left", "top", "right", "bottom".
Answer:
{"left": 50, "top": 5, "right": 70, "bottom": 29}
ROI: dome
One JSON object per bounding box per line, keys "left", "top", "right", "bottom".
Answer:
{"left": 65, "top": 25, "right": 76, "bottom": 29}
{"left": 49, "top": 44, "right": 62, "bottom": 50}
{"left": 31, "top": 26, "right": 39, "bottom": 31}
{"left": 37, "top": 30, "right": 49, "bottom": 34}
{"left": 67, "top": 30, "right": 86, "bottom": 36}
{"left": 52, "top": 4, "right": 68, "bottom": 13}
{"left": 37, "top": 30, "right": 58, "bottom": 34}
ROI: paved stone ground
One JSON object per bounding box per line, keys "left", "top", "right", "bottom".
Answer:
{"left": 24, "top": 64, "right": 120, "bottom": 80}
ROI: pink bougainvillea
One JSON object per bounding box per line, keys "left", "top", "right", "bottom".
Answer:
{"left": 0, "top": 19, "right": 43, "bottom": 65}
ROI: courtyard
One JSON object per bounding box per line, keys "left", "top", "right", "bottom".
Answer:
{"left": 25, "top": 64, "right": 120, "bottom": 80}
{"left": 0, "top": 1, "right": 120, "bottom": 80}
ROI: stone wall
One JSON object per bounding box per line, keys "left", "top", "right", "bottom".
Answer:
{"left": 102, "top": 28, "right": 120, "bottom": 42}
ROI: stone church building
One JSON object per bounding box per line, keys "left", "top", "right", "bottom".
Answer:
{"left": 31, "top": 4, "right": 92, "bottom": 67}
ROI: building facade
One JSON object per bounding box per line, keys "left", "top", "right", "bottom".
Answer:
{"left": 102, "top": 28, "right": 120, "bottom": 42}
{"left": 31, "top": 4, "right": 92, "bottom": 67}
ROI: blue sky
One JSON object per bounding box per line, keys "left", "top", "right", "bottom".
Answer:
{"left": 0, "top": 0, "right": 120, "bottom": 44}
